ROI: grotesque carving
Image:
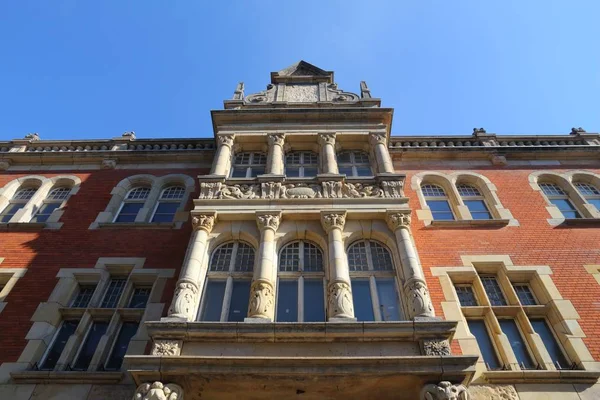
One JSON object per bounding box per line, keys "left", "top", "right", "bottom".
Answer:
{"left": 217, "top": 134, "right": 235, "bottom": 147}
{"left": 261, "top": 181, "right": 283, "bottom": 199}
{"left": 422, "top": 339, "right": 451, "bottom": 356}
{"left": 218, "top": 184, "right": 259, "bottom": 200}
{"left": 168, "top": 281, "right": 199, "bottom": 320}
{"left": 152, "top": 340, "right": 181, "bottom": 356}
{"left": 386, "top": 212, "right": 411, "bottom": 231}
{"left": 24, "top": 133, "right": 40, "bottom": 141}
{"left": 421, "top": 381, "right": 469, "bottom": 400}
{"left": 248, "top": 281, "right": 275, "bottom": 318}
{"left": 322, "top": 181, "right": 343, "bottom": 198}
{"left": 133, "top": 381, "right": 184, "bottom": 400}
{"left": 199, "top": 182, "right": 222, "bottom": 199}
{"left": 328, "top": 282, "right": 354, "bottom": 318}
{"left": 407, "top": 279, "right": 435, "bottom": 318}
{"left": 0, "top": 160, "right": 11, "bottom": 170}
{"left": 256, "top": 213, "right": 281, "bottom": 231}
{"left": 343, "top": 182, "right": 383, "bottom": 198}
{"left": 472, "top": 128, "right": 486, "bottom": 134}
{"left": 191, "top": 214, "right": 216, "bottom": 232}
{"left": 102, "top": 159, "right": 117, "bottom": 169}
{"left": 122, "top": 131, "right": 136, "bottom": 140}
{"left": 381, "top": 180, "right": 404, "bottom": 198}
{"left": 321, "top": 212, "right": 346, "bottom": 232}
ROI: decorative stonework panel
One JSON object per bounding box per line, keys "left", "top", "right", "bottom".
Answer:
{"left": 421, "top": 381, "right": 469, "bottom": 400}
{"left": 133, "top": 382, "right": 184, "bottom": 400}
{"left": 151, "top": 339, "right": 182, "bottom": 356}
{"left": 284, "top": 84, "right": 319, "bottom": 102}
{"left": 467, "top": 385, "right": 518, "bottom": 400}
{"left": 422, "top": 339, "right": 451, "bottom": 356}
{"left": 328, "top": 281, "right": 354, "bottom": 318}
{"left": 248, "top": 281, "right": 275, "bottom": 318}
{"left": 218, "top": 184, "right": 260, "bottom": 199}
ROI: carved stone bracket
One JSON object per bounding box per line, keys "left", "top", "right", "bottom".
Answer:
{"left": 248, "top": 280, "right": 275, "bottom": 318}
{"left": 320, "top": 211, "right": 346, "bottom": 232}
{"left": 151, "top": 339, "right": 182, "bottom": 356}
{"left": 406, "top": 279, "right": 435, "bottom": 318}
{"left": 327, "top": 281, "right": 354, "bottom": 318}
{"left": 421, "top": 339, "right": 451, "bottom": 356}
{"left": 421, "top": 381, "right": 469, "bottom": 400}
{"left": 386, "top": 211, "right": 411, "bottom": 231}
{"left": 133, "top": 381, "right": 184, "bottom": 400}
{"left": 191, "top": 213, "right": 216, "bottom": 233}
{"left": 256, "top": 212, "right": 281, "bottom": 231}
{"left": 167, "top": 280, "right": 199, "bottom": 320}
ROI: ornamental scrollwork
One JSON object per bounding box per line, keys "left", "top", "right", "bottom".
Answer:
{"left": 218, "top": 184, "right": 259, "bottom": 199}
{"left": 244, "top": 84, "right": 275, "bottom": 104}
{"left": 151, "top": 340, "right": 181, "bottom": 356}
{"left": 281, "top": 183, "right": 322, "bottom": 199}
{"left": 256, "top": 213, "right": 281, "bottom": 231}
{"left": 322, "top": 181, "right": 343, "bottom": 198}
{"left": 344, "top": 182, "right": 383, "bottom": 198}
{"left": 167, "top": 280, "right": 199, "bottom": 320}
{"left": 199, "top": 182, "right": 222, "bottom": 199}
{"left": 422, "top": 339, "right": 451, "bottom": 356}
{"left": 192, "top": 214, "right": 216, "bottom": 232}
{"left": 381, "top": 180, "right": 404, "bottom": 198}
{"left": 407, "top": 279, "right": 435, "bottom": 318}
{"left": 421, "top": 381, "right": 469, "bottom": 400}
{"left": 248, "top": 281, "right": 275, "bottom": 318}
{"left": 325, "top": 84, "right": 360, "bottom": 102}
{"left": 321, "top": 212, "right": 346, "bottom": 232}
{"left": 327, "top": 282, "right": 354, "bottom": 318}
{"left": 133, "top": 381, "right": 184, "bottom": 400}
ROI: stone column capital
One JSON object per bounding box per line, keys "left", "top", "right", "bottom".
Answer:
{"left": 318, "top": 132, "right": 336, "bottom": 146}
{"left": 133, "top": 381, "right": 184, "bottom": 400}
{"left": 248, "top": 280, "right": 275, "bottom": 319}
{"left": 217, "top": 134, "right": 235, "bottom": 148}
{"left": 267, "top": 133, "right": 285, "bottom": 147}
{"left": 320, "top": 211, "right": 347, "bottom": 233}
{"left": 386, "top": 211, "right": 411, "bottom": 231}
{"left": 369, "top": 132, "right": 387, "bottom": 146}
{"left": 192, "top": 212, "right": 217, "bottom": 233}
{"left": 420, "top": 381, "right": 469, "bottom": 400}
{"left": 256, "top": 211, "right": 282, "bottom": 232}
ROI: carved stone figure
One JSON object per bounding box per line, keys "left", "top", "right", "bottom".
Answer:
{"left": 321, "top": 212, "right": 346, "bottom": 232}
{"left": 420, "top": 381, "right": 469, "bottom": 400}
{"left": 218, "top": 184, "right": 259, "bottom": 200}
{"left": 256, "top": 213, "right": 281, "bottom": 231}
{"left": 472, "top": 128, "right": 486, "bottom": 134}
{"left": 24, "top": 133, "right": 40, "bottom": 141}
{"left": 343, "top": 182, "right": 383, "bottom": 198}
{"left": 571, "top": 127, "right": 586, "bottom": 134}
{"left": 381, "top": 180, "right": 404, "bottom": 198}
{"left": 102, "top": 159, "right": 117, "bottom": 169}
{"left": 152, "top": 340, "right": 181, "bottom": 356}
{"left": 248, "top": 281, "right": 274, "bottom": 318}
{"left": 328, "top": 282, "right": 354, "bottom": 318}
{"left": 217, "top": 134, "right": 235, "bottom": 147}
{"left": 232, "top": 82, "right": 244, "bottom": 100}
{"left": 407, "top": 279, "right": 435, "bottom": 318}
{"left": 191, "top": 214, "right": 215, "bottom": 232}
{"left": 261, "top": 181, "right": 283, "bottom": 199}
{"left": 322, "top": 181, "right": 343, "bottom": 198}
{"left": 422, "top": 339, "right": 451, "bottom": 356}
{"left": 133, "top": 381, "right": 184, "bottom": 400}
{"left": 281, "top": 183, "right": 322, "bottom": 199}
{"left": 168, "top": 281, "right": 199, "bottom": 319}
{"left": 386, "top": 212, "right": 411, "bottom": 231}
{"left": 122, "top": 131, "right": 136, "bottom": 140}
{"left": 199, "top": 182, "right": 221, "bottom": 199}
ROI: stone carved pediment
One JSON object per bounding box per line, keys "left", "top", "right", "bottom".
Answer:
{"left": 326, "top": 83, "right": 360, "bottom": 102}
{"left": 244, "top": 84, "right": 276, "bottom": 104}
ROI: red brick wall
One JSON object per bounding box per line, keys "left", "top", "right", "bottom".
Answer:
{"left": 0, "top": 168, "right": 207, "bottom": 363}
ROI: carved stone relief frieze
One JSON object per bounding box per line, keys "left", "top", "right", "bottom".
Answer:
{"left": 151, "top": 340, "right": 182, "bottom": 356}
{"left": 218, "top": 184, "right": 260, "bottom": 199}
{"left": 381, "top": 180, "right": 404, "bottom": 198}
{"left": 133, "top": 381, "right": 184, "bottom": 400}
{"left": 284, "top": 84, "right": 319, "bottom": 102}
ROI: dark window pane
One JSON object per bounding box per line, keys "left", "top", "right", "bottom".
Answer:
{"left": 201, "top": 281, "right": 226, "bottom": 321}
{"left": 588, "top": 199, "right": 600, "bottom": 211}
{"left": 231, "top": 167, "right": 247, "bottom": 178}
{"left": 286, "top": 167, "right": 300, "bottom": 178}
{"left": 467, "top": 320, "right": 501, "bottom": 370}
{"left": 249, "top": 167, "right": 265, "bottom": 177}
{"left": 513, "top": 285, "right": 536, "bottom": 306}
{"left": 303, "top": 167, "right": 318, "bottom": 177}
{"left": 151, "top": 202, "right": 180, "bottom": 223}
{"left": 499, "top": 319, "right": 534, "bottom": 369}
{"left": 0, "top": 203, "right": 25, "bottom": 222}
{"left": 455, "top": 285, "right": 478, "bottom": 307}
{"left": 105, "top": 322, "right": 139, "bottom": 371}
{"left": 427, "top": 200, "right": 455, "bottom": 221}
{"left": 337, "top": 152, "right": 352, "bottom": 163}
{"left": 40, "top": 321, "right": 78, "bottom": 370}
{"left": 531, "top": 319, "right": 569, "bottom": 369}
{"left": 338, "top": 166, "right": 354, "bottom": 176}
{"left": 550, "top": 199, "right": 580, "bottom": 218}
{"left": 304, "top": 279, "right": 325, "bottom": 322}
{"left": 228, "top": 280, "right": 250, "bottom": 322}
{"left": 31, "top": 203, "right": 61, "bottom": 223}
{"left": 351, "top": 279, "right": 374, "bottom": 321}
{"left": 115, "top": 203, "right": 143, "bottom": 223}
{"left": 465, "top": 200, "right": 492, "bottom": 220}
{"left": 356, "top": 166, "right": 373, "bottom": 177}
{"left": 481, "top": 276, "right": 507, "bottom": 306}
{"left": 376, "top": 278, "right": 401, "bottom": 321}
{"left": 100, "top": 279, "right": 126, "bottom": 308}
{"left": 276, "top": 280, "right": 298, "bottom": 322}
{"left": 71, "top": 285, "right": 97, "bottom": 308}
{"left": 73, "top": 322, "right": 108, "bottom": 371}
{"left": 128, "top": 287, "right": 151, "bottom": 308}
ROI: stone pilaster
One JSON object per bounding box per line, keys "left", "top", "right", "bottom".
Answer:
{"left": 386, "top": 211, "right": 435, "bottom": 319}
{"left": 321, "top": 211, "right": 355, "bottom": 320}
{"left": 318, "top": 133, "right": 339, "bottom": 174}
{"left": 166, "top": 213, "right": 216, "bottom": 321}
{"left": 420, "top": 381, "right": 469, "bottom": 400}
{"left": 132, "top": 381, "right": 184, "bottom": 400}
{"left": 267, "top": 133, "right": 285, "bottom": 175}
{"left": 369, "top": 132, "right": 395, "bottom": 173}
{"left": 210, "top": 134, "right": 235, "bottom": 176}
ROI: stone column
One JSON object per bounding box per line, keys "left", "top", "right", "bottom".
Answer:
{"left": 210, "top": 134, "right": 235, "bottom": 176}
{"left": 318, "top": 133, "right": 339, "bottom": 174}
{"left": 321, "top": 211, "right": 355, "bottom": 320}
{"left": 247, "top": 211, "right": 281, "bottom": 321}
{"left": 369, "top": 132, "right": 395, "bottom": 173}
{"left": 420, "top": 381, "right": 469, "bottom": 400}
{"left": 167, "top": 213, "right": 216, "bottom": 321}
{"left": 133, "top": 381, "right": 184, "bottom": 400}
{"left": 267, "top": 133, "right": 285, "bottom": 175}
{"left": 386, "top": 211, "right": 435, "bottom": 319}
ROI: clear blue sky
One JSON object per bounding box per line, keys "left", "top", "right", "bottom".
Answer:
{"left": 0, "top": 1, "right": 598, "bottom": 141}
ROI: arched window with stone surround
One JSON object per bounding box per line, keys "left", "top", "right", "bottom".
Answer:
{"left": 285, "top": 151, "right": 318, "bottom": 178}
{"left": 114, "top": 187, "right": 151, "bottom": 223}
{"left": 574, "top": 182, "right": 600, "bottom": 212}
{"left": 456, "top": 184, "right": 492, "bottom": 220}
{"left": 336, "top": 150, "right": 372, "bottom": 177}
{"left": 150, "top": 186, "right": 186, "bottom": 223}
{"left": 199, "top": 241, "right": 255, "bottom": 322}
{"left": 538, "top": 182, "right": 580, "bottom": 219}
{"left": 276, "top": 241, "right": 326, "bottom": 322}
{"left": 0, "top": 186, "right": 39, "bottom": 223}
{"left": 347, "top": 240, "right": 402, "bottom": 322}
{"left": 30, "top": 187, "right": 71, "bottom": 223}
{"left": 421, "top": 184, "right": 455, "bottom": 221}
{"left": 231, "top": 152, "right": 266, "bottom": 178}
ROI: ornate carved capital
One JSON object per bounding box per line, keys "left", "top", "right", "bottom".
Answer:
{"left": 151, "top": 340, "right": 182, "bottom": 356}
{"left": 421, "top": 381, "right": 469, "bottom": 400}
{"left": 320, "top": 211, "right": 346, "bottom": 233}
{"left": 133, "top": 381, "right": 184, "bottom": 400}
{"left": 327, "top": 281, "right": 354, "bottom": 318}
{"left": 386, "top": 211, "right": 411, "bottom": 231}
{"left": 167, "top": 280, "right": 199, "bottom": 320}
{"left": 318, "top": 132, "right": 336, "bottom": 146}
{"left": 267, "top": 133, "right": 285, "bottom": 147}
{"left": 192, "top": 213, "right": 216, "bottom": 233}
{"left": 248, "top": 280, "right": 275, "bottom": 319}
{"left": 422, "top": 339, "right": 451, "bottom": 356}
{"left": 406, "top": 279, "right": 435, "bottom": 319}
{"left": 256, "top": 212, "right": 281, "bottom": 232}
{"left": 217, "top": 134, "right": 235, "bottom": 148}
{"left": 369, "top": 132, "right": 387, "bottom": 146}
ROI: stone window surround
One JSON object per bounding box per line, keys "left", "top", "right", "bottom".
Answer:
{"left": 0, "top": 258, "right": 27, "bottom": 314}
{"left": 3, "top": 257, "right": 174, "bottom": 384}
{"left": 0, "top": 174, "right": 81, "bottom": 229}
{"left": 432, "top": 255, "right": 598, "bottom": 384}
{"left": 90, "top": 173, "right": 195, "bottom": 229}
{"left": 411, "top": 171, "right": 517, "bottom": 226}
{"left": 529, "top": 170, "right": 600, "bottom": 225}
{"left": 584, "top": 265, "right": 600, "bottom": 286}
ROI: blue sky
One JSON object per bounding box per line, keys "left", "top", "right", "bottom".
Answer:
{"left": 0, "top": 1, "right": 598, "bottom": 141}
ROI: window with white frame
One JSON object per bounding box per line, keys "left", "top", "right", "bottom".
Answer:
{"left": 457, "top": 184, "right": 492, "bottom": 220}
{"left": 30, "top": 187, "right": 71, "bottom": 223}
{"left": 421, "top": 184, "right": 455, "bottom": 221}
{"left": 285, "top": 151, "right": 318, "bottom": 178}
{"left": 199, "top": 241, "right": 255, "bottom": 322}
{"left": 574, "top": 182, "right": 600, "bottom": 212}
{"left": 539, "top": 182, "right": 580, "bottom": 219}
{"left": 347, "top": 240, "right": 402, "bottom": 322}
{"left": 337, "top": 151, "right": 373, "bottom": 177}
{"left": 0, "top": 187, "right": 38, "bottom": 223}
{"left": 231, "top": 152, "right": 266, "bottom": 178}
{"left": 151, "top": 186, "right": 185, "bottom": 223}
{"left": 276, "top": 241, "right": 326, "bottom": 322}
{"left": 114, "top": 187, "right": 151, "bottom": 223}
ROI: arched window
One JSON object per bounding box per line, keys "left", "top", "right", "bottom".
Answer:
{"left": 456, "top": 184, "right": 492, "bottom": 220}
{"left": 285, "top": 151, "right": 318, "bottom": 178}
{"left": 231, "top": 152, "right": 266, "bottom": 178}
{"left": 276, "top": 241, "right": 325, "bottom": 322}
{"left": 539, "top": 183, "right": 580, "bottom": 219}
{"left": 31, "top": 187, "right": 71, "bottom": 223}
{"left": 200, "top": 241, "right": 255, "bottom": 322}
{"left": 151, "top": 186, "right": 185, "bottom": 223}
{"left": 347, "top": 240, "right": 402, "bottom": 322}
{"left": 114, "top": 187, "right": 151, "bottom": 223}
{"left": 421, "top": 184, "right": 454, "bottom": 221}
{"left": 337, "top": 151, "right": 372, "bottom": 177}
{"left": 574, "top": 182, "right": 600, "bottom": 211}
{"left": 0, "top": 187, "right": 38, "bottom": 223}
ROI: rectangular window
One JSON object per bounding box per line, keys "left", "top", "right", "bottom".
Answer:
{"left": 249, "top": 167, "right": 265, "bottom": 177}
{"left": 480, "top": 276, "right": 507, "bottom": 306}
{"left": 128, "top": 287, "right": 151, "bottom": 308}
{"left": 105, "top": 322, "right": 139, "bottom": 371}
{"left": 464, "top": 200, "right": 492, "bottom": 220}
{"left": 376, "top": 278, "right": 401, "bottom": 321}
{"left": 455, "top": 285, "right": 478, "bottom": 307}
{"left": 427, "top": 200, "right": 455, "bottom": 221}
{"left": 276, "top": 280, "right": 298, "bottom": 322}
{"left": 71, "top": 285, "right": 97, "bottom": 308}
{"left": 549, "top": 199, "right": 580, "bottom": 219}
{"left": 303, "top": 279, "right": 325, "bottom": 322}
{"left": 115, "top": 203, "right": 144, "bottom": 223}
{"left": 200, "top": 280, "right": 226, "bottom": 321}
{"left": 100, "top": 279, "right": 127, "bottom": 308}
{"left": 39, "top": 321, "right": 78, "bottom": 370}
{"left": 351, "top": 279, "right": 374, "bottom": 321}
{"left": 72, "top": 322, "right": 109, "bottom": 371}
{"left": 228, "top": 280, "right": 250, "bottom": 322}
{"left": 356, "top": 166, "right": 373, "bottom": 177}
{"left": 31, "top": 203, "right": 61, "bottom": 223}
{"left": 231, "top": 167, "right": 248, "bottom": 178}
{"left": 513, "top": 284, "right": 537, "bottom": 306}
{"left": 467, "top": 320, "right": 501, "bottom": 370}
{"left": 499, "top": 319, "right": 535, "bottom": 369}
{"left": 530, "top": 319, "right": 569, "bottom": 369}
{"left": 151, "top": 202, "right": 180, "bottom": 223}
{"left": 286, "top": 167, "right": 301, "bottom": 178}
{"left": 303, "top": 167, "right": 318, "bottom": 177}
{"left": 0, "top": 203, "right": 25, "bottom": 223}
{"left": 338, "top": 166, "right": 354, "bottom": 177}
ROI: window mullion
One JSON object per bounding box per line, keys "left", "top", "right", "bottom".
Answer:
{"left": 298, "top": 276, "right": 304, "bottom": 322}
{"left": 229, "top": 243, "right": 238, "bottom": 273}
{"left": 369, "top": 276, "right": 381, "bottom": 321}
{"left": 365, "top": 241, "right": 375, "bottom": 272}
{"left": 221, "top": 276, "right": 233, "bottom": 322}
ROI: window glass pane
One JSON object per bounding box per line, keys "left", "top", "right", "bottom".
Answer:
{"left": 31, "top": 203, "right": 61, "bottom": 223}
{"left": 588, "top": 199, "right": 600, "bottom": 211}
{"left": 13, "top": 187, "right": 38, "bottom": 200}
{"left": 539, "top": 183, "right": 565, "bottom": 196}
{"left": 455, "top": 285, "right": 478, "bottom": 307}
{"left": 465, "top": 200, "right": 492, "bottom": 220}
{"left": 128, "top": 287, "right": 151, "bottom": 308}
{"left": 376, "top": 278, "right": 401, "bottom": 321}
{"left": 73, "top": 322, "right": 109, "bottom": 371}
{"left": 0, "top": 203, "right": 25, "bottom": 222}
{"left": 353, "top": 152, "right": 370, "bottom": 164}
{"left": 457, "top": 184, "right": 482, "bottom": 197}
{"left": 303, "top": 152, "right": 318, "bottom": 165}
{"left": 160, "top": 186, "right": 185, "bottom": 199}
{"left": 231, "top": 167, "right": 247, "bottom": 178}
{"left": 355, "top": 166, "right": 373, "bottom": 177}
{"left": 303, "top": 167, "right": 318, "bottom": 177}
{"left": 201, "top": 281, "right": 226, "bottom": 321}
{"left": 234, "top": 153, "right": 251, "bottom": 165}
{"left": 252, "top": 153, "right": 267, "bottom": 165}
{"left": 276, "top": 280, "right": 298, "bottom": 322}
{"left": 234, "top": 243, "right": 255, "bottom": 272}
{"left": 71, "top": 285, "right": 97, "bottom": 308}
{"left": 228, "top": 280, "right": 250, "bottom": 322}
{"left": 210, "top": 243, "right": 235, "bottom": 272}
{"left": 575, "top": 182, "right": 600, "bottom": 195}
{"left": 47, "top": 187, "right": 71, "bottom": 200}
{"left": 370, "top": 242, "right": 393, "bottom": 271}
{"left": 347, "top": 242, "right": 369, "bottom": 271}
{"left": 499, "top": 319, "right": 534, "bottom": 369}
{"left": 304, "top": 280, "right": 325, "bottom": 322}
{"left": 40, "top": 321, "right": 78, "bottom": 370}
{"left": 286, "top": 152, "right": 301, "bottom": 164}
{"left": 467, "top": 320, "right": 501, "bottom": 370}
{"left": 513, "top": 285, "right": 536, "bottom": 305}
{"left": 126, "top": 187, "right": 150, "bottom": 200}
{"left": 151, "top": 202, "right": 180, "bottom": 223}
{"left": 421, "top": 184, "right": 446, "bottom": 197}
{"left": 481, "top": 276, "right": 507, "bottom": 306}
{"left": 303, "top": 242, "right": 323, "bottom": 272}
{"left": 249, "top": 167, "right": 265, "bottom": 177}
{"left": 286, "top": 167, "right": 300, "bottom": 178}
{"left": 280, "top": 242, "right": 300, "bottom": 272}
{"left": 115, "top": 203, "right": 143, "bottom": 223}
{"left": 100, "top": 279, "right": 126, "bottom": 308}
{"left": 530, "top": 319, "right": 569, "bottom": 369}
{"left": 105, "top": 322, "right": 139, "bottom": 371}
{"left": 351, "top": 279, "right": 374, "bottom": 321}
{"left": 427, "top": 200, "right": 455, "bottom": 221}
{"left": 549, "top": 199, "right": 580, "bottom": 218}
{"left": 337, "top": 152, "right": 352, "bottom": 163}
{"left": 338, "top": 166, "right": 354, "bottom": 176}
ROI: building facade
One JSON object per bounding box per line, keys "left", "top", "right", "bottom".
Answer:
{"left": 0, "top": 61, "right": 600, "bottom": 399}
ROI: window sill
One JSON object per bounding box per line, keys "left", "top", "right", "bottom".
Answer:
{"left": 0, "top": 222, "right": 46, "bottom": 231}
{"left": 11, "top": 370, "right": 123, "bottom": 384}
{"left": 97, "top": 222, "right": 177, "bottom": 229}
{"left": 560, "top": 218, "right": 600, "bottom": 227}
{"left": 484, "top": 369, "right": 600, "bottom": 384}
{"left": 429, "top": 219, "right": 511, "bottom": 228}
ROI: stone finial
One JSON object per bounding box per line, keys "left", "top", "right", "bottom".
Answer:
{"left": 24, "top": 133, "right": 40, "bottom": 141}
{"left": 320, "top": 211, "right": 347, "bottom": 232}
{"left": 420, "top": 381, "right": 469, "bottom": 400}
{"left": 133, "top": 381, "right": 184, "bottom": 400}
{"left": 472, "top": 128, "right": 486, "bottom": 134}
{"left": 571, "top": 127, "right": 586, "bottom": 134}
{"left": 232, "top": 82, "right": 245, "bottom": 100}
{"left": 360, "top": 81, "right": 372, "bottom": 98}
{"left": 386, "top": 211, "right": 411, "bottom": 231}
{"left": 217, "top": 134, "right": 235, "bottom": 147}
{"left": 256, "top": 212, "right": 281, "bottom": 231}
{"left": 318, "top": 133, "right": 336, "bottom": 146}
{"left": 192, "top": 213, "right": 216, "bottom": 233}
{"left": 267, "top": 133, "right": 285, "bottom": 147}
{"left": 122, "top": 131, "right": 136, "bottom": 140}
